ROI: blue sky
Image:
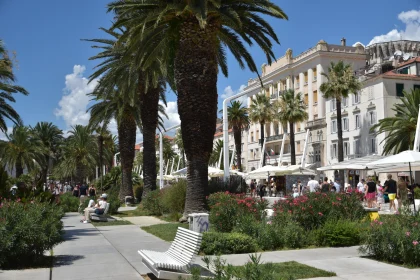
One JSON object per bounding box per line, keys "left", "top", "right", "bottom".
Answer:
{"left": 0, "top": 0, "right": 419, "bottom": 141}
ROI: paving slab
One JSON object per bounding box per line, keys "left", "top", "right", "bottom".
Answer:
{"left": 121, "top": 216, "right": 168, "bottom": 226}
{"left": 0, "top": 268, "right": 50, "bottom": 280}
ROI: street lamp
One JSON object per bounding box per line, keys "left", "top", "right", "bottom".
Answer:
{"left": 159, "top": 124, "right": 181, "bottom": 189}
{"left": 222, "top": 80, "right": 273, "bottom": 180}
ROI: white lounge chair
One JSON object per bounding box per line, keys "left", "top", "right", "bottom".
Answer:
{"left": 139, "top": 227, "right": 203, "bottom": 279}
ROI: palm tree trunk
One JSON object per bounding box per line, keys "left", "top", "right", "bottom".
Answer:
{"left": 336, "top": 99, "right": 345, "bottom": 183}
{"left": 260, "top": 123, "right": 266, "bottom": 166}
{"left": 139, "top": 83, "right": 161, "bottom": 197}
{"left": 290, "top": 122, "right": 296, "bottom": 165}
{"left": 15, "top": 158, "right": 23, "bottom": 178}
{"left": 233, "top": 126, "right": 242, "bottom": 172}
{"left": 98, "top": 135, "right": 104, "bottom": 177}
{"left": 118, "top": 109, "right": 136, "bottom": 201}
{"left": 175, "top": 19, "right": 218, "bottom": 216}
{"left": 42, "top": 155, "right": 50, "bottom": 184}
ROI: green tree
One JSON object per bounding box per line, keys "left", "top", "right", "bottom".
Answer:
{"left": 248, "top": 94, "right": 275, "bottom": 166}
{"left": 53, "top": 125, "right": 98, "bottom": 183}
{"left": 108, "top": 0, "right": 287, "bottom": 215}
{"left": 0, "top": 40, "right": 29, "bottom": 132}
{"left": 226, "top": 101, "right": 250, "bottom": 172}
{"left": 31, "top": 122, "right": 63, "bottom": 184}
{"left": 209, "top": 139, "right": 233, "bottom": 170}
{"left": 174, "top": 129, "right": 185, "bottom": 169}
{"left": 275, "top": 89, "right": 308, "bottom": 165}
{"left": 320, "top": 61, "right": 361, "bottom": 181}
{"left": 371, "top": 89, "right": 420, "bottom": 154}
{"left": 0, "top": 126, "right": 45, "bottom": 178}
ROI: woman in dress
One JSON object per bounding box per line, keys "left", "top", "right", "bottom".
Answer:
{"left": 376, "top": 180, "right": 384, "bottom": 210}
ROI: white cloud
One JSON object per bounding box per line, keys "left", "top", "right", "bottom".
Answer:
{"left": 0, "top": 127, "right": 13, "bottom": 141}
{"left": 160, "top": 101, "right": 181, "bottom": 132}
{"left": 368, "top": 10, "right": 420, "bottom": 46}
{"left": 221, "top": 85, "right": 248, "bottom": 106}
{"left": 55, "top": 65, "right": 98, "bottom": 128}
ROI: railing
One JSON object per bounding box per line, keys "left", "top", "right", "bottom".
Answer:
{"left": 306, "top": 118, "right": 326, "bottom": 128}
{"left": 266, "top": 134, "right": 284, "bottom": 142}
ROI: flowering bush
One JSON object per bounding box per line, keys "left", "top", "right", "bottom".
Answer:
{"left": 360, "top": 212, "right": 420, "bottom": 267}
{"left": 207, "top": 192, "right": 268, "bottom": 232}
{"left": 272, "top": 192, "right": 366, "bottom": 230}
{"left": 0, "top": 199, "right": 64, "bottom": 268}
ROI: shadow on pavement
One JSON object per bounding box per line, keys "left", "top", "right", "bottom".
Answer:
{"left": 54, "top": 255, "right": 85, "bottom": 267}
{"left": 63, "top": 228, "right": 100, "bottom": 240}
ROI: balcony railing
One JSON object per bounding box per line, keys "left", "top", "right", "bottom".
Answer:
{"left": 265, "top": 134, "right": 284, "bottom": 142}
{"left": 305, "top": 118, "right": 327, "bottom": 129}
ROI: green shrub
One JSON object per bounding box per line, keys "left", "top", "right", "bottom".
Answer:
{"left": 134, "top": 184, "right": 144, "bottom": 202}
{"left": 208, "top": 176, "right": 247, "bottom": 194}
{"left": 360, "top": 211, "right": 420, "bottom": 267}
{"left": 142, "top": 189, "right": 167, "bottom": 215}
{"left": 314, "top": 219, "right": 361, "bottom": 247}
{"left": 161, "top": 180, "right": 186, "bottom": 215}
{"left": 59, "top": 193, "right": 80, "bottom": 212}
{"left": 0, "top": 200, "right": 64, "bottom": 268}
{"left": 201, "top": 231, "right": 258, "bottom": 255}
{"left": 414, "top": 188, "right": 420, "bottom": 199}
{"left": 107, "top": 194, "right": 121, "bottom": 215}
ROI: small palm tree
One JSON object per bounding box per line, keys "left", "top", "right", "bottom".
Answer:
{"left": 248, "top": 94, "right": 275, "bottom": 166}
{"left": 209, "top": 139, "right": 232, "bottom": 170}
{"left": 31, "top": 122, "right": 63, "bottom": 184}
{"left": 0, "top": 126, "right": 45, "bottom": 178}
{"left": 0, "top": 40, "right": 29, "bottom": 132}
{"left": 108, "top": 0, "right": 288, "bottom": 215}
{"left": 226, "top": 101, "right": 250, "bottom": 172}
{"left": 320, "top": 61, "right": 361, "bottom": 181}
{"left": 371, "top": 89, "right": 420, "bottom": 154}
{"left": 276, "top": 90, "right": 308, "bottom": 165}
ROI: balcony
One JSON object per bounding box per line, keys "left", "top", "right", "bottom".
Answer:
{"left": 265, "top": 134, "right": 284, "bottom": 143}
{"left": 305, "top": 118, "right": 327, "bottom": 129}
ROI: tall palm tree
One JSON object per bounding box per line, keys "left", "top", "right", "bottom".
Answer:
{"left": 0, "top": 126, "right": 45, "bottom": 178}
{"left": 226, "top": 101, "right": 249, "bottom": 172}
{"left": 209, "top": 139, "right": 233, "bottom": 170}
{"left": 248, "top": 94, "right": 275, "bottom": 166}
{"left": 31, "top": 122, "right": 63, "bottom": 184}
{"left": 85, "top": 27, "right": 167, "bottom": 199}
{"left": 108, "top": 0, "right": 287, "bottom": 215}
{"left": 0, "top": 40, "right": 29, "bottom": 132}
{"left": 371, "top": 89, "right": 420, "bottom": 155}
{"left": 174, "top": 129, "right": 185, "bottom": 169}
{"left": 275, "top": 89, "right": 308, "bottom": 165}
{"left": 155, "top": 136, "right": 177, "bottom": 169}
{"left": 320, "top": 61, "right": 361, "bottom": 181}
{"left": 53, "top": 125, "right": 98, "bottom": 183}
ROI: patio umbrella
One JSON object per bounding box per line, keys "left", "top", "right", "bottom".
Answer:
{"left": 367, "top": 150, "right": 420, "bottom": 212}
{"left": 172, "top": 166, "right": 224, "bottom": 177}
{"left": 248, "top": 165, "right": 284, "bottom": 179}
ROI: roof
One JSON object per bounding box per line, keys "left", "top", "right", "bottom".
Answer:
{"left": 317, "top": 155, "right": 386, "bottom": 171}
{"left": 155, "top": 135, "right": 174, "bottom": 140}
{"left": 135, "top": 144, "right": 141, "bottom": 150}
{"left": 214, "top": 128, "right": 232, "bottom": 137}
{"left": 382, "top": 70, "right": 420, "bottom": 80}
{"left": 397, "top": 57, "right": 420, "bottom": 68}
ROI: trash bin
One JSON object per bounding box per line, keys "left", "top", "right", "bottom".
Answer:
{"left": 188, "top": 213, "right": 209, "bottom": 233}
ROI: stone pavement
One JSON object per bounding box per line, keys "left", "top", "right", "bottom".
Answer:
{"left": 121, "top": 216, "right": 168, "bottom": 226}
{"left": 2, "top": 213, "right": 420, "bottom": 280}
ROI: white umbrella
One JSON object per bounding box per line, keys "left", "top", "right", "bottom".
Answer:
{"left": 172, "top": 166, "right": 224, "bottom": 177}
{"left": 368, "top": 150, "right": 420, "bottom": 212}
{"left": 248, "top": 165, "right": 284, "bottom": 179}
{"left": 282, "top": 165, "right": 316, "bottom": 176}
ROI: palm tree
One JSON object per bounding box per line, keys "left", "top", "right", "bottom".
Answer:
{"left": 0, "top": 40, "right": 29, "bottom": 132}
{"left": 248, "top": 94, "right": 275, "bottom": 166}
{"left": 275, "top": 90, "right": 308, "bottom": 165}
{"left": 156, "top": 136, "right": 177, "bottom": 169}
{"left": 226, "top": 101, "right": 250, "bottom": 172}
{"left": 320, "top": 61, "right": 361, "bottom": 181}
{"left": 174, "top": 129, "right": 185, "bottom": 169}
{"left": 371, "top": 89, "right": 420, "bottom": 155}
{"left": 31, "top": 122, "right": 63, "bottom": 184}
{"left": 209, "top": 139, "right": 233, "bottom": 170}
{"left": 53, "top": 125, "right": 98, "bottom": 183}
{"left": 108, "top": 0, "right": 287, "bottom": 215}
{"left": 0, "top": 126, "right": 45, "bottom": 178}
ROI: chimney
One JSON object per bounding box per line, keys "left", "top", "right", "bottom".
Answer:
{"left": 341, "top": 37, "right": 346, "bottom": 46}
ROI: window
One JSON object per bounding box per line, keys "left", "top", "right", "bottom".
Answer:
{"left": 304, "top": 72, "right": 308, "bottom": 84}
{"left": 275, "top": 145, "right": 280, "bottom": 155}
{"left": 296, "top": 122, "right": 301, "bottom": 132}
{"left": 353, "top": 139, "right": 360, "bottom": 155}
{"left": 317, "top": 130, "right": 323, "bottom": 141}
{"left": 398, "top": 67, "right": 409, "bottom": 74}
{"left": 414, "top": 85, "right": 420, "bottom": 91}
{"left": 297, "top": 141, "right": 301, "bottom": 152}
{"left": 330, "top": 99, "right": 336, "bottom": 111}
{"left": 313, "top": 68, "right": 317, "bottom": 81}
{"left": 355, "top": 114, "right": 361, "bottom": 129}
{"left": 274, "top": 123, "right": 279, "bottom": 135}
{"left": 370, "top": 138, "right": 377, "bottom": 154}
{"left": 313, "top": 90, "right": 318, "bottom": 104}
{"left": 256, "top": 130, "right": 259, "bottom": 141}
{"left": 396, "top": 83, "right": 404, "bottom": 97}
{"left": 331, "top": 120, "right": 337, "bottom": 134}
{"left": 304, "top": 93, "right": 309, "bottom": 106}
{"left": 250, "top": 149, "right": 254, "bottom": 159}
{"left": 344, "top": 142, "right": 350, "bottom": 157}
{"left": 255, "top": 148, "right": 259, "bottom": 158}
{"left": 367, "top": 111, "right": 377, "bottom": 125}
{"left": 309, "top": 132, "right": 312, "bottom": 143}
{"left": 342, "top": 117, "right": 349, "bottom": 131}
{"left": 251, "top": 132, "right": 254, "bottom": 142}
{"left": 342, "top": 97, "right": 348, "bottom": 107}
{"left": 295, "top": 77, "right": 299, "bottom": 87}
{"left": 314, "top": 114, "right": 318, "bottom": 120}
{"left": 331, "top": 143, "right": 337, "bottom": 159}
{"left": 354, "top": 92, "right": 360, "bottom": 104}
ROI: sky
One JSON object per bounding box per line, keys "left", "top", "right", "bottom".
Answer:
{"left": 0, "top": 0, "right": 419, "bottom": 142}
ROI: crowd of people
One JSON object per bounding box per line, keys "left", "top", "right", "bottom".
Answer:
{"left": 249, "top": 174, "right": 419, "bottom": 212}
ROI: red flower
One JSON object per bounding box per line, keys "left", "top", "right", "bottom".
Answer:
{"left": 318, "top": 212, "right": 323, "bottom": 216}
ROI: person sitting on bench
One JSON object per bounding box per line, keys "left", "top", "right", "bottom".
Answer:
{"left": 82, "top": 193, "right": 108, "bottom": 223}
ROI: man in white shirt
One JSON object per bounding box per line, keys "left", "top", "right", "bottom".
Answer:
{"left": 334, "top": 179, "right": 341, "bottom": 193}
{"left": 357, "top": 179, "right": 365, "bottom": 193}
{"left": 307, "top": 176, "right": 319, "bottom": 192}
{"left": 82, "top": 194, "right": 108, "bottom": 223}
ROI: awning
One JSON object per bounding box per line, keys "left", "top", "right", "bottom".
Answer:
{"left": 317, "top": 155, "right": 386, "bottom": 171}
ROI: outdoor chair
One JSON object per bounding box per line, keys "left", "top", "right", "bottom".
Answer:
{"left": 138, "top": 227, "right": 204, "bottom": 279}
{"left": 90, "top": 203, "right": 115, "bottom": 222}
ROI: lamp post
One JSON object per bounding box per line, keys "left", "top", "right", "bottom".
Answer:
{"left": 159, "top": 124, "right": 181, "bottom": 189}
{"left": 222, "top": 80, "right": 273, "bottom": 180}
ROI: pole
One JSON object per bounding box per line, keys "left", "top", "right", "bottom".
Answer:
{"left": 413, "top": 104, "right": 420, "bottom": 152}
{"left": 170, "top": 158, "right": 175, "bottom": 174}
{"left": 409, "top": 162, "right": 417, "bottom": 213}
{"left": 279, "top": 133, "right": 287, "bottom": 165}
{"left": 223, "top": 80, "right": 274, "bottom": 180}
{"left": 159, "top": 132, "right": 163, "bottom": 189}
{"left": 176, "top": 157, "right": 180, "bottom": 172}
{"left": 301, "top": 129, "right": 310, "bottom": 168}
{"left": 230, "top": 143, "right": 236, "bottom": 169}
{"left": 217, "top": 148, "right": 223, "bottom": 169}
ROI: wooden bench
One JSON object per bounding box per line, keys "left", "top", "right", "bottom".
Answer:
{"left": 90, "top": 203, "right": 115, "bottom": 222}
{"left": 138, "top": 227, "right": 203, "bottom": 279}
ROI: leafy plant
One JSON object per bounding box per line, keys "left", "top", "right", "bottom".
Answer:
{"left": 59, "top": 193, "right": 80, "bottom": 212}
{"left": 142, "top": 189, "right": 167, "bottom": 216}
{"left": 161, "top": 180, "right": 186, "bottom": 215}
{"left": 314, "top": 219, "right": 361, "bottom": 247}
{"left": 414, "top": 188, "right": 420, "bottom": 199}
{"left": 200, "top": 232, "right": 258, "bottom": 255}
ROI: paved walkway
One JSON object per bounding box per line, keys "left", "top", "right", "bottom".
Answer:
{"left": 122, "top": 216, "right": 168, "bottom": 226}
{"left": 2, "top": 213, "right": 420, "bottom": 280}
